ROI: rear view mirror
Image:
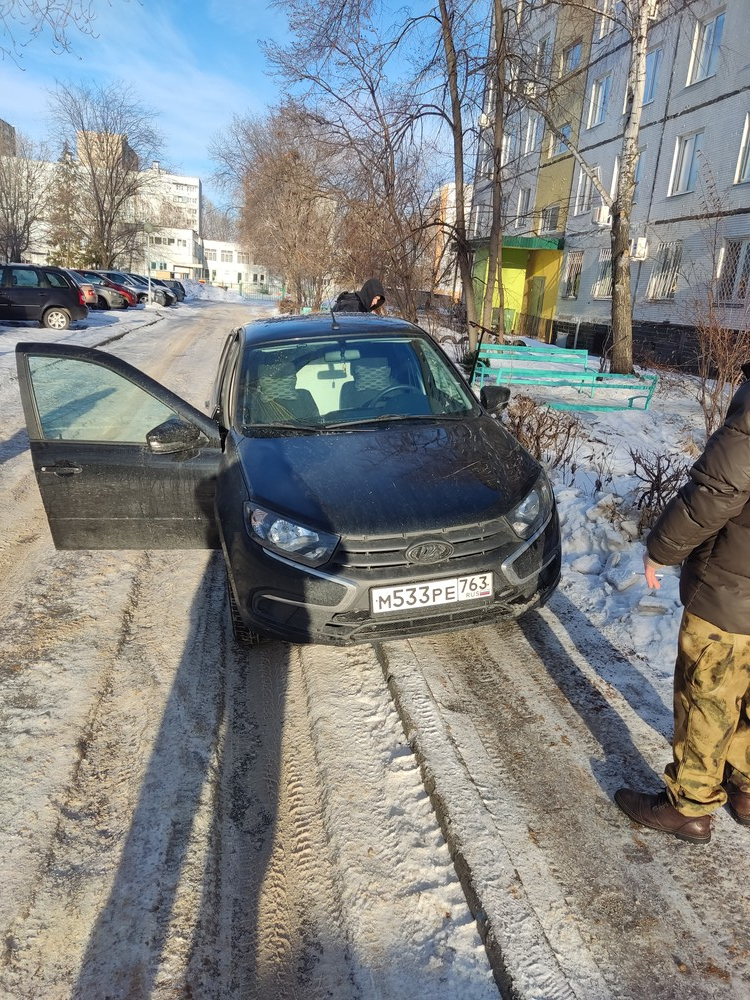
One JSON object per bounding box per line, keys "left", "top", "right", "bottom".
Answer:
{"left": 480, "top": 384, "right": 511, "bottom": 412}
{"left": 147, "top": 416, "right": 208, "bottom": 454}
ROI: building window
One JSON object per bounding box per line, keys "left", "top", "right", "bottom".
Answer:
{"left": 524, "top": 114, "right": 544, "bottom": 154}
{"left": 688, "top": 11, "right": 725, "bottom": 85}
{"left": 718, "top": 240, "right": 750, "bottom": 302}
{"left": 238, "top": 252, "right": 249, "bottom": 265}
{"left": 669, "top": 131, "right": 704, "bottom": 195}
{"left": 516, "top": 188, "right": 531, "bottom": 228}
{"left": 588, "top": 74, "right": 612, "bottom": 127}
{"left": 562, "top": 41, "right": 582, "bottom": 75}
{"left": 221, "top": 250, "right": 233, "bottom": 263}
{"left": 205, "top": 248, "right": 217, "bottom": 261}
{"left": 562, "top": 251, "right": 584, "bottom": 299}
{"left": 643, "top": 48, "right": 663, "bottom": 104}
{"left": 646, "top": 241, "right": 683, "bottom": 300}
{"left": 535, "top": 35, "right": 551, "bottom": 78}
{"left": 596, "top": 0, "right": 615, "bottom": 39}
{"left": 735, "top": 116, "right": 750, "bottom": 184}
{"left": 592, "top": 248, "right": 613, "bottom": 298}
{"left": 540, "top": 204, "right": 560, "bottom": 233}
{"left": 552, "top": 123, "right": 571, "bottom": 157}
{"left": 574, "top": 167, "right": 599, "bottom": 215}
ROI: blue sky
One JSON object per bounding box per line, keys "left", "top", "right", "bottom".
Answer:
{"left": 0, "top": 0, "right": 290, "bottom": 203}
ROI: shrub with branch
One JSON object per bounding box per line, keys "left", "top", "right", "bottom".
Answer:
{"left": 629, "top": 447, "right": 690, "bottom": 533}
{"left": 503, "top": 394, "right": 581, "bottom": 472}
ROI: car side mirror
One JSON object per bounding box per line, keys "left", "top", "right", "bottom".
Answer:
{"left": 480, "top": 384, "right": 511, "bottom": 412}
{"left": 147, "top": 416, "right": 209, "bottom": 454}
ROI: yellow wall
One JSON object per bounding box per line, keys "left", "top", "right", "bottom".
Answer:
{"left": 473, "top": 245, "right": 529, "bottom": 331}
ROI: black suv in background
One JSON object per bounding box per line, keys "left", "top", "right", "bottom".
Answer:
{"left": 0, "top": 263, "right": 89, "bottom": 330}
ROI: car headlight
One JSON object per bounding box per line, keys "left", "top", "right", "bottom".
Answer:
{"left": 508, "top": 474, "right": 554, "bottom": 539}
{"left": 244, "top": 503, "right": 340, "bottom": 568}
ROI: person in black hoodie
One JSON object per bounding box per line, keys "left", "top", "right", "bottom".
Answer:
{"left": 332, "top": 277, "right": 386, "bottom": 314}
{"left": 615, "top": 363, "right": 750, "bottom": 845}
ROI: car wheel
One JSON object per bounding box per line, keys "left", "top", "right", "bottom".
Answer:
{"left": 227, "top": 575, "right": 265, "bottom": 646}
{"left": 41, "top": 308, "right": 71, "bottom": 331}
{"left": 97, "top": 295, "right": 110, "bottom": 310}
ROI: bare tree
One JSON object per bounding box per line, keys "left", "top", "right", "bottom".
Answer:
{"left": 0, "top": 0, "right": 108, "bottom": 59}
{"left": 0, "top": 131, "right": 49, "bottom": 262}
{"left": 213, "top": 108, "right": 339, "bottom": 308}
{"left": 47, "top": 80, "right": 162, "bottom": 267}
{"left": 201, "top": 197, "right": 237, "bottom": 241}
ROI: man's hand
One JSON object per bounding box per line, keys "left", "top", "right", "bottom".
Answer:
{"left": 644, "top": 553, "right": 662, "bottom": 589}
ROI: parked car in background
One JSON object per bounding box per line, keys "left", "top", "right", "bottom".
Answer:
{"left": 15, "top": 313, "right": 561, "bottom": 647}
{"left": 75, "top": 270, "right": 132, "bottom": 310}
{"left": 0, "top": 263, "right": 88, "bottom": 330}
{"left": 61, "top": 270, "right": 97, "bottom": 309}
{"left": 95, "top": 271, "right": 172, "bottom": 307}
{"left": 127, "top": 274, "right": 177, "bottom": 307}
{"left": 161, "top": 278, "right": 186, "bottom": 301}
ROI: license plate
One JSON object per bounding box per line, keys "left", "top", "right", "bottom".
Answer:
{"left": 370, "top": 572, "right": 493, "bottom": 614}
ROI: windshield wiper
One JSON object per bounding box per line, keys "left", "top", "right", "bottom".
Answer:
{"left": 249, "top": 423, "right": 320, "bottom": 433}
{"left": 324, "top": 413, "right": 447, "bottom": 429}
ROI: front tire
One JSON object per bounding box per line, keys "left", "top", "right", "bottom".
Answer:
{"left": 227, "top": 574, "right": 265, "bottom": 646}
{"left": 41, "top": 307, "right": 71, "bottom": 331}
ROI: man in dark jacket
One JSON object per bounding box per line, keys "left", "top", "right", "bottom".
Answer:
{"left": 615, "top": 373, "right": 750, "bottom": 844}
{"left": 332, "top": 277, "right": 386, "bottom": 314}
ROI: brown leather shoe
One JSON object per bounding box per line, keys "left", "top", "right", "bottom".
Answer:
{"left": 726, "top": 785, "right": 750, "bottom": 827}
{"left": 614, "top": 788, "right": 712, "bottom": 844}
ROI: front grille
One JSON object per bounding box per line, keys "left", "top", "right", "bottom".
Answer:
{"left": 333, "top": 517, "right": 517, "bottom": 571}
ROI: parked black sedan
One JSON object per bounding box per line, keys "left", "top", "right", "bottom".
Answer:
{"left": 15, "top": 313, "right": 560, "bottom": 646}
{"left": 1, "top": 263, "right": 88, "bottom": 330}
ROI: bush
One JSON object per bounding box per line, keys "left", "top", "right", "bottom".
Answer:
{"left": 278, "top": 298, "right": 300, "bottom": 314}
{"left": 629, "top": 448, "right": 691, "bottom": 533}
{"left": 503, "top": 394, "right": 581, "bottom": 471}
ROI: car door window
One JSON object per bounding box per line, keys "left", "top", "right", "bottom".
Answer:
{"left": 44, "top": 271, "right": 69, "bottom": 288}
{"left": 29, "top": 356, "right": 178, "bottom": 442}
{"left": 219, "top": 336, "right": 241, "bottom": 429}
{"left": 10, "top": 268, "right": 41, "bottom": 288}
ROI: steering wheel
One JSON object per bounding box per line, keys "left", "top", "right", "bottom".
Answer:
{"left": 369, "top": 384, "right": 421, "bottom": 407}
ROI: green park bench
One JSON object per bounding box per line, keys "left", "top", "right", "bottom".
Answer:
{"left": 472, "top": 344, "right": 658, "bottom": 411}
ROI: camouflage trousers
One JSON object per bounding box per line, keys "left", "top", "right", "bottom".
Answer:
{"left": 665, "top": 610, "right": 750, "bottom": 817}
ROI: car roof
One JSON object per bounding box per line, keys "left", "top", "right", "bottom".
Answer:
{"left": 240, "top": 312, "right": 422, "bottom": 347}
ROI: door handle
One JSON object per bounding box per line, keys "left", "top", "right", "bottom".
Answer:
{"left": 40, "top": 462, "right": 83, "bottom": 476}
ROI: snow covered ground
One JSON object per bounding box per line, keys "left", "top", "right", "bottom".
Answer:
{"left": 1, "top": 292, "right": 748, "bottom": 998}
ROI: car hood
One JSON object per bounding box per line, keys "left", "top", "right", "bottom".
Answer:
{"left": 235, "top": 415, "right": 540, "bottom": 535}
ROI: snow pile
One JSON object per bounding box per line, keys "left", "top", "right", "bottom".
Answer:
{"left": 183, "top": 278, "right": 244, "bottom": 302}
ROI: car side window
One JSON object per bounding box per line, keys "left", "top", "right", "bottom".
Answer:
{"left": 28, "top": 356, "right": 178, "bottom": 442}
{"left": 10, "top": 268, "right": 41, "bottom": 288}
{"left": 44, "top": 271, "right": 69, "bottom": 288}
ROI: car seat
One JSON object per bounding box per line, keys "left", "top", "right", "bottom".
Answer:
{"left": 339, "top": 357, "right": 394, "bottom": 408}
{"left": 246, "top": 361, "right": 319, "bottom": 423}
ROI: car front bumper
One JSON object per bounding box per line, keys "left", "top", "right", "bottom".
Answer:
{"left": 223, "top": 512, "right": 561, "bottom": 646}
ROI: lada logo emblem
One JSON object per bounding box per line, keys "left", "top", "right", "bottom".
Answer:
{"left": 405, "top": 540, "right": 454, "bottom": 564}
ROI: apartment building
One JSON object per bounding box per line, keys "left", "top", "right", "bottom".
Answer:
{"left": 471, "top": 0, "right": 750, "bottom": 358}
{"left": 202, "top": 240, "right": 282, "bottom": 295}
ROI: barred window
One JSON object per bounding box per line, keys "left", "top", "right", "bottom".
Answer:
{"left": 718, "top": 240, "right": 750, "bottom": 303}
{"left": 592, "top": 248, "right": 613, "bottom": 298}
{"left": 646, "top": 241, "right": 682, "bottom": 300}
{"left": 562, "top": 251, "right": 584, "bottom": 299}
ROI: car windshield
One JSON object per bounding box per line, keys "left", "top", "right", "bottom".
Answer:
{"left": 237, "top": 335, "right": 478, "bottom": 432}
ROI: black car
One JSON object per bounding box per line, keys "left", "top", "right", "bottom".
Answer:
{"left": 15, "top": 314, "right": 561, "bottom": 646}
{"left": 0, "top": 263, "right": 89, "bottom": 330}
{"left": 161, "top": 278, "right": 186, "bottom": 301}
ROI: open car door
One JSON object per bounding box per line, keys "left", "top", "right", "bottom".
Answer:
{"left": 16, "top": 342, "right": 223, "bottom": 550}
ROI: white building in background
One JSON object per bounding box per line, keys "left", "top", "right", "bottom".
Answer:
{"left": 201, "top": 239, "right": 282, "bottom": 296}
{"left": 141, "top": 162, "right": 202, "bottom": 234}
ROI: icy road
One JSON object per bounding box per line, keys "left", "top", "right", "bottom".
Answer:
{"left": 1, "top": 299, "right": 750, "bottom": 1000}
